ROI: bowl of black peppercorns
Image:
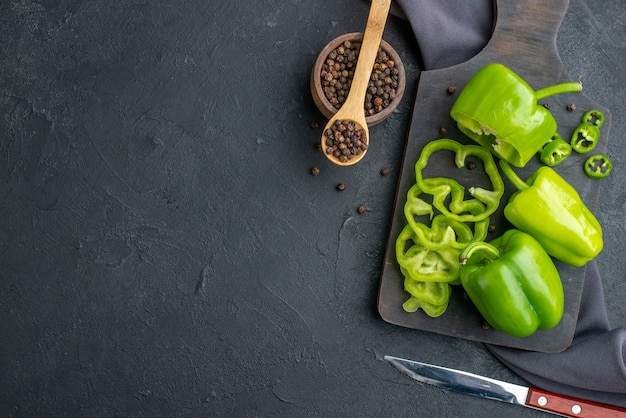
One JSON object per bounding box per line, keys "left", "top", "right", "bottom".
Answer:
{"left": 311, "top": 32, "right": 406, "bottom": 127}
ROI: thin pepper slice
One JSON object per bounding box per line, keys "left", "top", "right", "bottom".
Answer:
{"left": 414, "top": 139, "right": 504, "bottom": 223}
{"left": 402, "top": 293, "right": 449, "bottom": 318}
{"left": 396, "top": 224, "right": 463, "bottom": 283}
{"left": 404, "top": 183, "right": 434, "bottom": 222}
{"left": 582, "top": 109, "right": 605, "bottom": 128}
{"left": 450, "top": 63, "right": 582, "bottom": 167}
{"left": 584, "top": 154, "right": 613, "bottom": 179}
{"left": 403, "top": 275, "right": 451, "bottom": 307}
{"left": 571, "top": 122, "right": 600, "bottom": 153}
{"left": 540, "top": 133, "right": 572, "bottom": 166}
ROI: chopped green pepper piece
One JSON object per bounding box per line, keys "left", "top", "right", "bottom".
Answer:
{"left": 571, "top": 122, "right": 600, "bottom": 153}
{"left": 459, "top": 229, "right": 564, "bottom": 338}
{"left": 404, "top": 184, "right": 434, "bottom": 222}
{"left": 450, "top": 63, "right": 582, "bottom": 167}
{"left": 540, "top": 133, "right": 572, "bottom": 166}
{"left": 396, "top": 224, "right": 463, "bottom": 283}
{"left": 414, "top": 139, "right": 504, "bottom": 223}
{"left": 499, "top": 160, "right": 603, "bottom": 266}
{"left": 402, "top": 293, "right": 449, "bottom": 318}
{"left": 582, "top": 109, "right": 605, "bottom": 128}
{"left": 584, "top": 153, "right": 613, "bottom": 179}
{"left": 403, "top": 277, "right": 451, "bottom": 307}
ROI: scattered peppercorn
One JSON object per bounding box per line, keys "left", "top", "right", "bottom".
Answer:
{"left": 323, "top": 119, "right": 368, "bottom": 163}
{"left": 310, "top": 121, "right": 319, "bottom": 129}
{"left": 567, "top": 103, "right": 577, "bottom": 112}
{"left": 357, "top": 204, "right": 367, "bottom": 214}
{"left": 466, "top": 161, "right": 476, "bottom": 170}
{"left": 336, "top": 182, "right": 346, "bottom": 191}
{"left": 447, "top": 84, "right": 456, "bottom": 95}
{"left": 542, "top": 103, "right": 550, "bottom": 109}
{"left": 310, "top": 167, "right": 320, "bottom": 176}
{"left": 439, "top": 126, "right": 447, "bottom": 136}
{"left": 488, "top": 223, "right": 497, "bottom": 233}
{"left": 320, "top": 41, "right": 400, "bottom": 117}
{"left": 481, "top": 320, "right": 491, "bottom": 330}
{"left": 380, "top": 167, "right": 390, "bottom": 176}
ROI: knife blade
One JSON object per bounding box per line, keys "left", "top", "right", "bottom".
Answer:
{"left": 384, "top": 355, "right": 626, "bottom": 417}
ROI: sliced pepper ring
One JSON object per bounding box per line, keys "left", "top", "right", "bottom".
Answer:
{"left": 582, "top": 109, "right": 605, "bottom": 128}
{"left": 584, "top": 154, "right": 612, "bottom": 179}
{"left": 414, "top": 139, "right": 504, "bottom": 223}
{"left": 403, "top": 184, "right": 488, "bottom": 250}
{"left": 395, "top": 224, "right": 462, "bottom": 283}
{"left": 540, "top": 133, "right": 572, "bottom": 166}
{"left": 570, "top": 122, "right": 600, "bottom": 153}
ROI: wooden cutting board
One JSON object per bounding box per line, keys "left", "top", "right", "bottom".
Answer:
{"left": 378, "top": 0, "right": 611, "bottom": 352}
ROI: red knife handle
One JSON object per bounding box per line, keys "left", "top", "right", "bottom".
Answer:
{"left": 527, "top": 388, "right": 626, "bottom": 417}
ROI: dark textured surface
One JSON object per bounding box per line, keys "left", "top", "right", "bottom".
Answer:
{"left": 0, "top": 1, "right": 624, "bottom": 417}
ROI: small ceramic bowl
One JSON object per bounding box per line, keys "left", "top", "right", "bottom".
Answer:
{"left": 310, "top": 32, "right": 406, "bottom": 127}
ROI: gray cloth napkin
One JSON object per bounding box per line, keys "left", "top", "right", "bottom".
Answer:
{"left": 392, "top": 0, "right": 626, "bottom": 407}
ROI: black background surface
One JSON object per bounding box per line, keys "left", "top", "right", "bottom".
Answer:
{"left": 1, "top": 1, "right": 624, "bottom": 416}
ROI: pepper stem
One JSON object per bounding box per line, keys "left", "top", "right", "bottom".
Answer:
{"left": 459, "top": 241, "right": 500, "bottom": 265}
{"left": 534, "top": 81, "right": 582, "bottom": 101}
{"left": 499, "top": 160, "right": 529, "bottom": 191}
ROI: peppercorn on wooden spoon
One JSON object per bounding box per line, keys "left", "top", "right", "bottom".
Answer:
{"left": 320, "top": 0, "right": 392, "bottom": 166}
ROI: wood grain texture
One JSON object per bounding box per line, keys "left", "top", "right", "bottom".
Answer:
{"left": 527, "top": 388, "right": 626, "bottom": 417}
{"left": 378, "top": 0, "right": 612, "bottom": 352}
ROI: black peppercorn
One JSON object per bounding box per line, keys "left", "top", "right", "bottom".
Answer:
{"left": 323, "top": 119, "right": 367, "bottom": 162}
{"left": 311, "top": 167, "right": 320, "bottom": 176}
{"left": 447, "top": 84, "right": 456, "bottom": 95}
{"left": 336, "top": 183, "right": 346, "bottom": 191}
{"left": 380, "top": 167, "right": 389, "bottom": 176}
{"left": 567, "top": 103, "right": 577, "bottom": 112}
{"left": 320, "top": 41, "right": 400, "bottom": 117}
{"left": 357, "top": 205, "right": 366, "bottom": 214}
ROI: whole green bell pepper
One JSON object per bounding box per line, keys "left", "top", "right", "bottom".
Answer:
{"left": 459, "top": 229, "right": 564, "bottom": 338}
{"left": 450, "top": 63, "right": 582, "bottom": 167}
{"left": 499, "top": 160, "right": 603, "bottom": 267}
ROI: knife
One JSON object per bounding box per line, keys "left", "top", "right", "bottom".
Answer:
{"left": 384, "top": 355, "right": 626, "bottom": 417}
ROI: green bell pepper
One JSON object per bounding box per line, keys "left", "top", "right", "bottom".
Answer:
{"left": 499, "top": 160, "right": 603, "bottom": 267}
{"left": 450, "top": 63, "right": 582, "bottom": 167}
{"left": 459, "top": 229, "right": 564, "bottom": 338}
{"left": 414, "top": 139, "right": 504, "bottom": 223}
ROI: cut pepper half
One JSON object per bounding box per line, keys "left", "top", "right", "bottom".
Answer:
{"left": 450, "top": 63, "right": 582, "bottom": 167}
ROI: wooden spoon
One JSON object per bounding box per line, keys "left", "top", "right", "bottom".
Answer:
{"left": 320, "top": 0, "right": 392, "bottom": 166}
